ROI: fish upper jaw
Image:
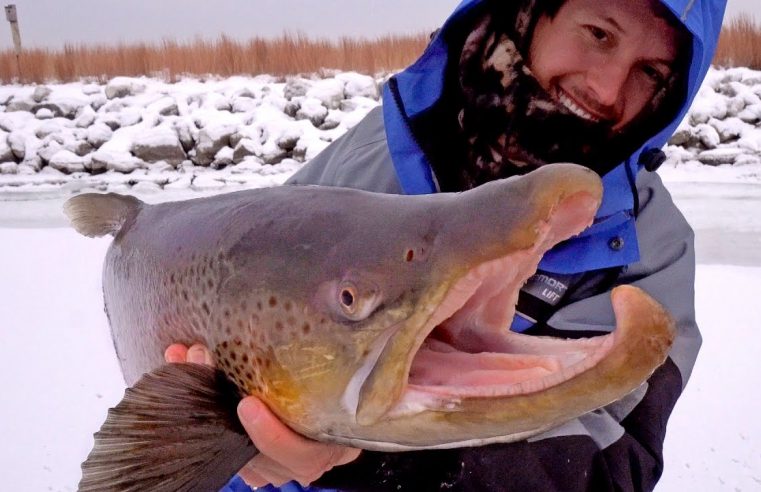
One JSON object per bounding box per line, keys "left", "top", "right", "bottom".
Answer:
{"left": 352, "top": 185, "right": 602, "bottom": 426}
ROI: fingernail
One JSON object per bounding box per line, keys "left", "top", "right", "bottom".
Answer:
{"left": 238, "top": 397, "right": 260, "bottom": 424}
{"left": 187, "top": 345, "right": 205, "bottom": 364}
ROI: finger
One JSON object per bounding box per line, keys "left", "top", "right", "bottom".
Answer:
{"left": 249, "top": 452, "right": 333, "bottom": 488}
{"left": 237, "top": 397, "right": 360, "bottom": 475}
{"left": 239, "top": 455, "right": 298, "bottom": 487}
{"left": 164, "top": 344, "right": 188, "bottom": 363}
{"left": 236, "top": 464, "right": 270, "bottom": 488}
{"left": 186, "top": 343, "right": 214, "bottom": 366}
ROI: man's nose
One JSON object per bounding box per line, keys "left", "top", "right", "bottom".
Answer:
{"left": 585, "top": 62, "right": 628, "bottom": 108}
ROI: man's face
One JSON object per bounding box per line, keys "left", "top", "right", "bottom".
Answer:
{"left": 528, "top": 0, "right": 683, "bottom": 132}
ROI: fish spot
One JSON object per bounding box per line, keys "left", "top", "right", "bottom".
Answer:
{"left": 224, "top": 309, "right": 231, "bottom": 318}
{"left": 275, "top": 321, "right": 283, "bottom": 331}
{"left": 246, "top": 372, "right": 253, "bottom": 381}
{"left": 269, "top": 296, "right": 278, "bottom": 308}
{"left": 257, "top": 301, "right": 263, "bottom": 311}
{"left": 234, "top": 337, "right": 242, "bottom": 346}
{"left": 182, "top": 290, "right": 189, "bottom": 301}
{"left": 222, "top": 341, "right": 229, "bottom": 349}
{"left": 362, "top": 348, "right": 370, "bottom": 357}
{"left": 237, "top": 319, "right": 244, "bottom": 329}
{"left": 284, "top": 301, "right": 292, "bottom": 312}
{"left": 207, "top": 279, "right": 214, "bottom": 289}
{"left": 242, "top": 354, "right": 249, "bottom": 363}
{"left": 231, "top": 352, "right": 237, "bottom": 361}
{"left": 202, "top": 302, "right": 210, "bottom": 315}
{"left": 225, "top": 325, "right": 232, "bottom": 335}
{"left": 170, "top": 273, "right": 176, "bottom": 284}
{"left": 405, "top": 249, "right": 414, "bottom": 262}
{"left": 302, "top": 323, "right": 311, "bottom": 335}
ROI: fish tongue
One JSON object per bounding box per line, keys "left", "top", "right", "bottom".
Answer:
{"left": 79, "top": 363, "right": 257, "bottom": 492}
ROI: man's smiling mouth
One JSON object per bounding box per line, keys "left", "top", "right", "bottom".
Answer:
{"left": 556, "top": 89, "right": 608, "bottom": 124}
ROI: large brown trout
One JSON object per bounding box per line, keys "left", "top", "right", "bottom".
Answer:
{"left": 65, "top": 164, "right": 675, "bottom": 491}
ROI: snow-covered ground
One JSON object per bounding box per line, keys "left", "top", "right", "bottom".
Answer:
{"left": 2, "top": 68, "right": 761, "bottom": 491}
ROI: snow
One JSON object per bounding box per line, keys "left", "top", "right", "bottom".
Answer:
{"left": 1, "top": 67, "right": 760, "bottom": 491}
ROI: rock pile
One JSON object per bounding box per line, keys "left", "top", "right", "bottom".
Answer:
{"left": 665, "top": 67, "right": 761, "bottom": 167}
{"left": 0, "top": 72, "right": 382, "bottom": 190}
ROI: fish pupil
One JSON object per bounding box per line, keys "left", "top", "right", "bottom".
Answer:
{"left": 341, "top": 289, "right": 354, "bottom": 307}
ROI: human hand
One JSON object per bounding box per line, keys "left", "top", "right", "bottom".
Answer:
{"left": 164, "top": 343, "right": 362, "bottom": 487}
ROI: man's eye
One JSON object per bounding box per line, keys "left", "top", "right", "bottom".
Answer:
{"left": 642, "top": 65, "right": 668, "bottom": 85}
{"left": 586, "top": 25, "right": 609, "bottom": 42}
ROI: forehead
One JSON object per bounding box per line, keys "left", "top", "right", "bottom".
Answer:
{"left": 560, "top": 0, "right": 683, "bottom": 59}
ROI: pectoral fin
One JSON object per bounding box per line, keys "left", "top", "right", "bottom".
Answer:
{"left": 79, "top": 363, "right": 258, "bottom": 492}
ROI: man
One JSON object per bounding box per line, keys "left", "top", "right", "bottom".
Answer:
{"left": 167, "top": 0, "right": 727, "bottom": 489}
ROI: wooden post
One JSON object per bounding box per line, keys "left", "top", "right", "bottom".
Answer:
{"left": 4, "top": 4, "right": 21, "bottom": 80}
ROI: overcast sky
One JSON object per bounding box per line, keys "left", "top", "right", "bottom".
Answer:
{"left": 0, "top": 0, "right": 759, "bottom": 51}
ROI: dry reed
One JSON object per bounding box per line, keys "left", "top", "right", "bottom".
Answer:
{"left": 3, "top": 16, "right": 760, "bottom": 85}
{"left": 0, "top": 33, "right": 429, "bottom": 84}
{"left": 714, "top": 14, "right": 761, "bottom": 70}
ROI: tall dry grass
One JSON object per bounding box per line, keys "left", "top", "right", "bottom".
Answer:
{"left": 2, "top": 16, "right": 760, "bottom": 85}
{"left": 0, "top": 33, "right": 429, "bottom": 84}
{"left": 714, "top": 14, "right": 761, "bottom": 70}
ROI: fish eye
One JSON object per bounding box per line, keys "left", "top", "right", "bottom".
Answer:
{"left": 340, "top": 288, "right": 356, "bottom": 310}
{"left": 335, "top": 280, "right": 380, "bottom": 321}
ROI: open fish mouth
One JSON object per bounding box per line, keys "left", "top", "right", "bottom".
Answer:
{"left": 370, "top": 190, "right": 621, "bottom": 419}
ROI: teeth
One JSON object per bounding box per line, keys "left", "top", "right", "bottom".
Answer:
{"left": 557, "top": 92, "right": 599, "bottom": 122}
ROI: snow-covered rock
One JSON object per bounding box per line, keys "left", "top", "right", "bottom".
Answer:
{"left": 86, "top": 123, "right": 113, "bottom": 149}
{"left": 90, "top": 150, "right": 142, "bottom": 173}
{"left": 1, "top": 66, "right": 759, "bottom": 194}
{"left": 105, "top": 77, "right": 147, "bottom": 99}
{"left": 32, "top": 86, "right": 52, "bottom": 103}
{"left": 131, "top": 126, "right": 186, "bottom": 166}
{"left": 0, "top": 161, "right": 17, "bottom": 174}
{"left": 306, "top": 78, "right": 345, "bottom": 110}
{"left": 194, "top": 123, "right": 237, "bottom": 166}
{"left": 48, "top": 149, "right": 87, "bottom": 173}
{"left": 0, "top": 132, "right": 14, "bottom": 162}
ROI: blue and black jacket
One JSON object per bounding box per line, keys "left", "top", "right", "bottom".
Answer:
{"left": 224, "top": 0, "right": 727, "bottom": 490}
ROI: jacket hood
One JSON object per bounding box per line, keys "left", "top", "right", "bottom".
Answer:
{"left": 382, "top": 0, "right": 727, "bottom": 273}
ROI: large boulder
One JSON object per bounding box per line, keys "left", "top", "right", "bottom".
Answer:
{"left": 86, "top": 123, "right": 114, "bottom": 149}
{"left": 131, "top": 126, "right": 187, "bottom": 166}
{"left": 48, "top": 149, "right": 87, "bottom": 173}
{"left": 32, "top": 85, "right": 52, "bottom": 102}
{"left": 193, "top": 123, "right": 237, "bottom": 166}
{"left": 105, "top": 77, "right": 147, "bottom": 99}
{"left": 0, "top": 131, "right": 15, "bottom": 162}
{"left": 90, "top": 149, "right": 142, "bottom": 173}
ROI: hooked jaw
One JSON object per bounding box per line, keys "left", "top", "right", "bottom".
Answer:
{"left": 354, "top": 183, "right": 607, "bottom": 425}
{"left": 349, "top": 178, "right": 674, "bottom": 445}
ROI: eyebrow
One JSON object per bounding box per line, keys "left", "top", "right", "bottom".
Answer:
{"left": 600, "top": 16, "right": 625, "bottom": 35}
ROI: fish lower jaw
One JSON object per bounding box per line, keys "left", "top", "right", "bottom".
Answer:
{"left": 397, "top": 329, "right": 616, "bottom": 407}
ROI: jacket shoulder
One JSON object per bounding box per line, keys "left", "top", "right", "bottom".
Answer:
{"left": 285, "top": 106, "right": 403, "bottom": 194}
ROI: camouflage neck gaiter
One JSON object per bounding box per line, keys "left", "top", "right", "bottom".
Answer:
{"left": 452, "top": 4, "right": 675, "bottom": 190}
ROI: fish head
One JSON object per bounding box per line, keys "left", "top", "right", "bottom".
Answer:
{"left": 214, "top": 163, "right": 672, "bottom": 449}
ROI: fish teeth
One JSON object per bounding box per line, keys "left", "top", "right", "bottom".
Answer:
{"left": 557, "top": 91, "right": 599, "bottom": 123}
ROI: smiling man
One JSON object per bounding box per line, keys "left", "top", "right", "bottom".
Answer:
{"left": 169, "top": 0, "right": 728, "bottom": 490}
